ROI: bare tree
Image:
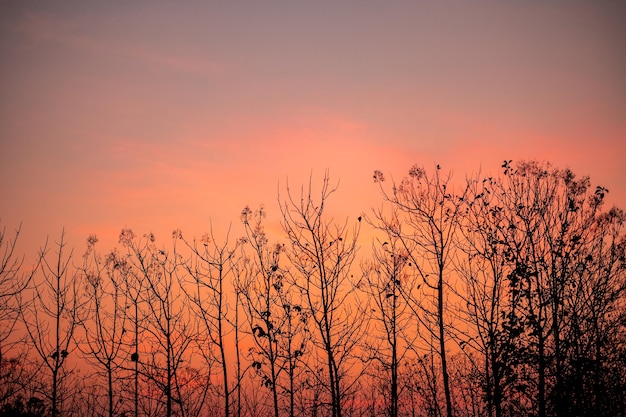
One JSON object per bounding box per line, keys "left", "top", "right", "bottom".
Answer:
{"left": 21, "top": 230, "right": 84, "bottom": 417}
{"left": 0, "top": 223, "right": 38, "bottom": 410}
{"left": 75, "top": 234, "right": 129, "bottom": 417}
{"left": 114, "top": 236, "right": 146, "bottom": 417}
{"left": 119, "top": 229, "right": 197, "bottom": 417}
{"left": 178, "top": 226, "right": 244, "bottom": 417}
{"left": 279, "top": 173, "right": 363, "bottom": 417}
{"left": 456, "top": 172, "right": 525, "bottom": 417}
{"left": 372, "top": 165, "right": 469, "bottom": 417}
{"left": 239, "top": 205, "right": 309, "bottom": 417}
{"left": 360, "top": 233, "right": 417, "bottom": 417}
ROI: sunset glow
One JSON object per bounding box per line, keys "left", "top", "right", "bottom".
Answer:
{"left": 1, "top": 2, "right": 625, "bottom": 417}
{"left": 1, "top": 1, "right": 624, "bottom": 255}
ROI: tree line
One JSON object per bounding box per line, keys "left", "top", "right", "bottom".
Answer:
{"left": 1, "top": 160, "right": 625, "bottom": 417}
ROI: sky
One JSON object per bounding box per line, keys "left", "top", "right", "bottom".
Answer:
{"left": 1, "top": 0, "right": 625, "bottom": 260}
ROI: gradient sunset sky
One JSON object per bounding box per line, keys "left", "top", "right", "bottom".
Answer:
{"left": 1, "top": 1, "right": 625, "bottom": 257}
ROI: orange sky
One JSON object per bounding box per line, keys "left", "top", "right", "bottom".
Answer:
{"left": 1, "top": 1, "right": 625, "bottom": 259}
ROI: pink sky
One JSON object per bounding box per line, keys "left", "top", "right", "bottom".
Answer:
{"left": 1, "top": 1, "right": 625, "bottom": 259}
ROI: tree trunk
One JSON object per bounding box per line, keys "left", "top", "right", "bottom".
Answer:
{"left": 439, "top": 274, "right": 454, "bottom": 417}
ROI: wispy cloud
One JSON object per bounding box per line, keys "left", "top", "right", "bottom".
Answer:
{"left": 13, "top": 10, "right": 223, "bottom": 76}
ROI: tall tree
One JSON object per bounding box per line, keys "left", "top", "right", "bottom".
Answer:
{"left": 21, "top": 230, "right": 84, "bottom": 417}
{"left": 0, "top": 223, "right": 38, "bottom": 410}
{"left": 456, "top": 172, "right": 526, "bottom": 417}
{"left": 372, "top": 165, "right": 468, "bottom": 417}
{"left": 76, "top": 235, "right": 128, "bottom": 417}
{"left": 179, "top": 227, "right": 244, "bottom": 417}
{"left": 279, "top": 173, "right": 363, "bottom": 417}
{"left": 360, "top": 233, "right": 417, "bottom": 417}
{"left": 493, "top": 161, "right": 608, "bottom": 416}
{"left": 240, "top": 205, "right": 309, "bottom": 417}
{"left": 561, "top": 204, "right": 626, "bottom": 417}
{"left": 458, "top": 161, "right": 626, "bottom": 417}
{"left": 120, "top": 230, "right": 196, "bottom": 417}
{"left": 115, "top": 233, "right": 147, "bottom": 417}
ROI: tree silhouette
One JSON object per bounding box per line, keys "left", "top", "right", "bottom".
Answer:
{"left": 1, "top": 159, "right": 624, "bottom": 417}
{"left": 372, "top": 164, "right": 469, "bottom": 417}
{"left": 239, "top": 205, "right": 309, "bottom": 417}
{"left": 0, "top": 223, "right": 38, "bottom": 410}
{"left": 114, "top": 232, "right": 147, "bottom": 417}
{"left": 75, "top": 235, "right": 129, "bottom": 417}
{"left": 120, "top": 230, "right": 197, "bottom": 417}
{"left": 457, "top": 161, "right": 626, "bottom": 417}
{"left": 21, "top": 230, "right": 84, "bottom": 417}
{"left": 179, "top": 226, "right": 244, "bottom": 417}
{"left": 360, "top": 233, "right": 417, "bottom": 417}
{"left": 457, "top": 172, "right": 525, "bottom": 417}
{"left": 279, "top": 173, "right": 364, "bottom": 417}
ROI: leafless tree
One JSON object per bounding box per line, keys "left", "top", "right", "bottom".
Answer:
{"left": 75, "top": 234, "right": 129, "bottom": 417}
{"left": 178, "top": 226, "right": 244, "bottom": 417}
{"left": 0, "top": 223, "right": 38, "bottom": 410}
{"left": 360, "top": 233, "right": 418, "bottom": 417}
{"left": 279, "top": 173, "right": 364, "bottom": 417}
{"left": 115, "top": 237, "right": 146, "bottom": 417}
{"left": 372, "top": 165, "right": 469, "bottom": 417}
{"left": 456, "top": 172, "right": 524, "bottom": 417}
{"left": 119, "top": 229, "right": 197, "bottom": 417}
{"left": 239, "top": 205, "right": 309, "bottom": 417}
{"left": 21, "top": 230, "right": 84, "bottom": 417}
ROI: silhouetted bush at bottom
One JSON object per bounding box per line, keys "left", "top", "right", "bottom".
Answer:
{"left": 0, "top": 396, "right": 46, "bottom": 417}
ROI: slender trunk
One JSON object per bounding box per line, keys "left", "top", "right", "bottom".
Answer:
{"left": 438, "top": 274, "right": 453, "bottom": 417}
{"left": 332, "top": 354, "right": 342, "bottom": 417}
{"left": 593, "top": 325, "right": 602, "bottom": 417}
{"left": 135, "top": 302, "right": 139, "bottom": 417}
{"left": 52, "top": 367, "right": 58, "bottom": 417}
{"left": 322, "top": 277, "right": 340, "bottom": 417}
{"left": 323, "top": 316, "right": 340, "bottom": 417}
{"left": 219, "top": 267, "right": 229, "bottom": 417}
{"left": 491, "top": 351, "right": 502, "bottom": 417}
{"left": 326, "top": 340, "right": 337, "bottom": 417}
{"left": 390, "top": 292, "right": 399, "bottom": 417}
{"left": 235, "top": 292, "right": 242, "bottom": 417}
{"left": 108, "top": 364, "right": 114, "bottom": 417}
{"left": 537, "top": 332, "right": 546, "bottom": 417}
{"left": 552, "top": 284, "right": 563, "bottom": 417}
{"left": 288, "top": 314, "right": 295, "bottom": 417}
{"left": 53, "top": 273, "right": 60, "bottom": 417}
{"left": 166, "top": 321, "right": 172, "bottom": 417}
{"left": 391, "top": 335, "right": 398, "bottom": 417}
{"left": 264, "top": 286, "right": 280, "bottom": 417}
{"left": 289, "top": 358, "right": 295, "bottom": 417}
{"left": 485, "top": 350, "right": 493, "bottom": 417}
{"left": 219, "top": 331, "right": 229, "bottom": 417}
{"left": 271, "top": 347, "right": 279, "bottom": 417}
